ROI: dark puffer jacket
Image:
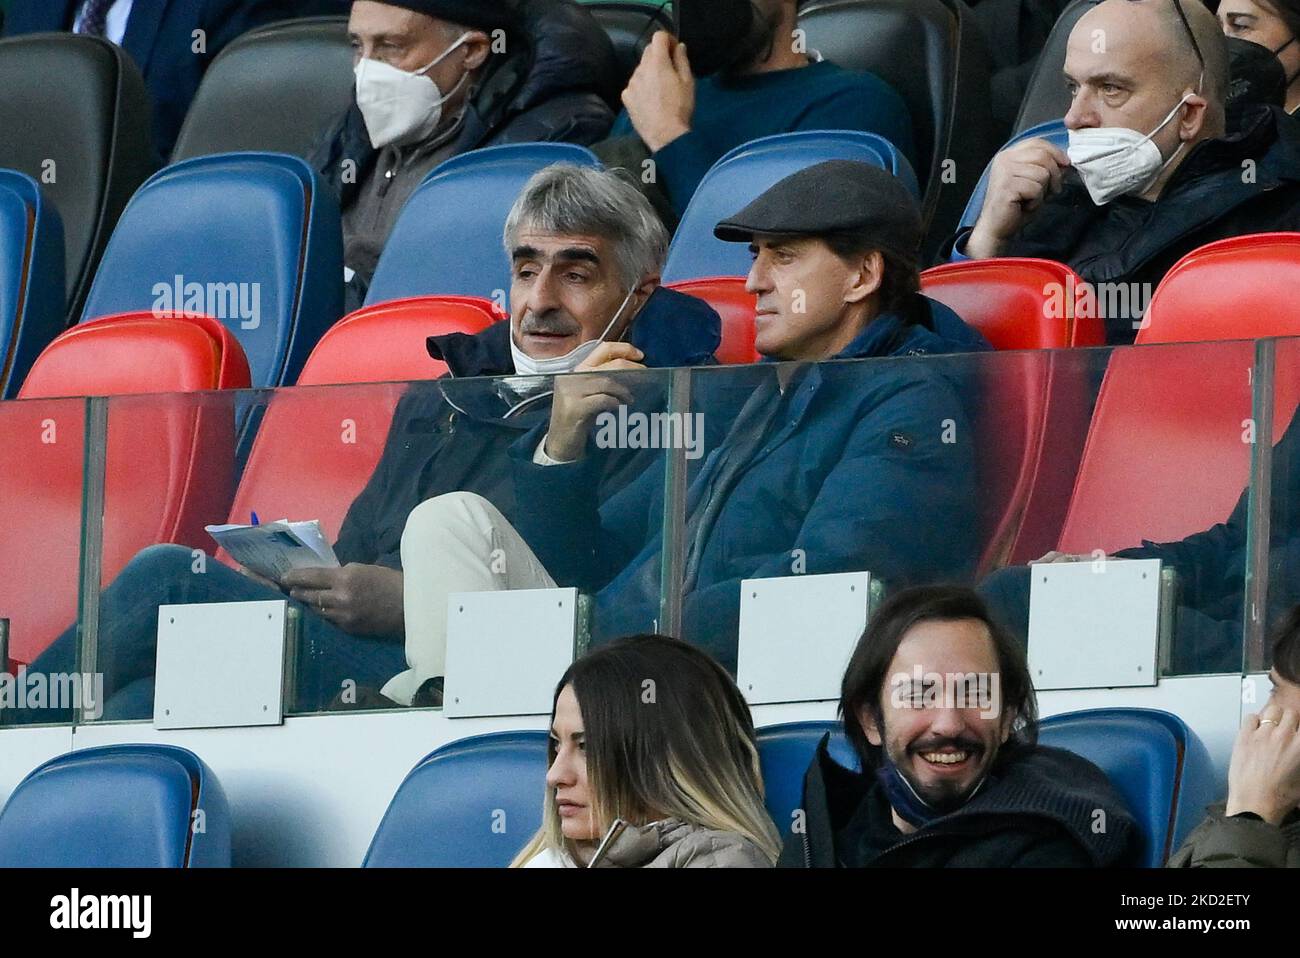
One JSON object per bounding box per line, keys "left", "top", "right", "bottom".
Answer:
{"left": 779, "top": 734, "right": 1142, "bottom": 867}
{"left": 511, "top": 295, "right": 992, "bottom": 672}
{"left": 310, "top": 0, "right": 621, "bottom": 209}
{"left": 333, "top": 287, "right": 721, "bottom": 572}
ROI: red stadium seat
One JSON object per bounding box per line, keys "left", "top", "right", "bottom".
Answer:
{"left": 1054, "top": 235, "right": 1300, "bottom": 556}
{"left": 29, "top": 311, "right": 251, "bottom": 394}
{"left": 965, "top": 349, "right": 1096, "bottom": 571}
{"left": 1, "top": 313, "right": 250, "bottom": 665}
{"left": 1058, "top": 358, "right": 1300, "bottom": 558}
{"left": 220, "top": 297, "right": 502, "bottom": 564}
{"left": 1140, "top": 233, "right": 1300, "bottom": 344}
{"left": 919, "top": 260, "right": 1101, "bottom": 569}
{"left": 920, "top": 258, "right": 1104, "bottom": 349}
{"left": 1056, "top": 342, "right": 1294, "bottom": 555}
{"left": 666, "top": 277, "right": 760, "bottom": 365}
{"left": 295, "top": 296, "right": 503, "bottom": 385}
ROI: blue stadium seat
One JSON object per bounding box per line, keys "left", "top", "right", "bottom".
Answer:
{"left": 364, "top": 730, "right": 548, "bottom": 867}
{"left": 756, "top": 721, "right": 859, "bottom": 838}
{"left": 0, "top": 170, "right": 64, "bottom": 399}
{"left": 1038, "top": 707, "right": 1219, "bottom": 867}
{"left": 365, "top": 143, "right": 602, "bottom": 305}
{"left": 0, "top": 744, "right": 232, "bottom": 867}
{"left": 662, "top": 131, "right": 921, "bottom": 283}
{"left": 958, "top": 119, "right": 1069, "bottom": 232}
{"left": 79, "top": 152, "right": 343, "bottom": 389}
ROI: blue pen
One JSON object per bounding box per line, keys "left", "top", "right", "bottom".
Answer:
{"left": 251, "top": 512, "right": 260, "bottom": 526}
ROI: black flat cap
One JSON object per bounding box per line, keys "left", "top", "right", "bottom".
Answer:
{"left": 714, "top": 160, "right": 923, "bottom": 261}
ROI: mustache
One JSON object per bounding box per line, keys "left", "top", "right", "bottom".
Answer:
{"left": 907, "top": 735, "right": 985, "bottom": 757}
{"left": 520, "top": 311, "right": 579, "bottom": 337}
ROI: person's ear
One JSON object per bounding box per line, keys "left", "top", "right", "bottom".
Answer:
{"left": 627, "top": 274, "right": 659, "bottom": 320}
{"left": 844, "top": 250, "right": 884, "bottom": 306}
{"left": 613, "top": 276, "right": 658, "bottom": 337}
{"left": 999, "top": 711, "right": 1015, "bottom": 745}
{"left": 462, "top": 31, "right": 492, "bottom": 72}
{"left": 1179, "top": 93, "right": 1209, "bottom": 141}
{"left": 858, "top": 704, "right": 883, "bottom": 747}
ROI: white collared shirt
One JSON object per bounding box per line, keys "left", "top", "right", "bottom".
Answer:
{"left": 74, "top": 0, "right": 134, "bottom": 45}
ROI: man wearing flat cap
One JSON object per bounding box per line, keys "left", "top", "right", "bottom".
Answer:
{"left": 311, "top": 0, "right": 622, "bottom": 305}
{"left": 399, "top": 160, "right": 993, "bottom": 675}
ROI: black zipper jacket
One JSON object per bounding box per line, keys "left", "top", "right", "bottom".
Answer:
{"left": 332, "top": 287, "right": 720, "bottom": 573}
{"left": 778, "top": 734, "right": 1142, "bottom": 867}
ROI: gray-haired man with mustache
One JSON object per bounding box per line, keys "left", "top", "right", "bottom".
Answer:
{"left": 11, "top": 164, "right": 720, "bottom": 722}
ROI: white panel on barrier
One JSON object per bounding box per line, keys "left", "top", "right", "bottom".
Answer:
{"left": 443, "top": 588, "right": 578, "bottom": 718}
{"left": 737, "top": 572, "right": 875, "bottom": 704}
{"left": 0, "top": 725, "right": 74, "bottom": 809}
{"left": 1028, "top": 559, "right": 1162, "bottom": 690}
{"left": 154, "top": 600, "right": 290, "bottom": 730}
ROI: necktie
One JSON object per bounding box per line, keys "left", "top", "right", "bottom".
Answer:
{"left": 80, "top": 0, "right": 115, "bottom": 38}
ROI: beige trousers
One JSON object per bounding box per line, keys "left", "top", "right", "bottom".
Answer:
{"left": 382, "top": 492, "right": 557, "bottom": 705}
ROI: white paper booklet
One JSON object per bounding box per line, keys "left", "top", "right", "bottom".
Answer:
{"left": 205, "top": 519, "right": 339, "bottom": 583}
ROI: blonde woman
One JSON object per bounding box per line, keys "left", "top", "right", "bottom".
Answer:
{"left": 513, "top": 634, "right": 780, "bottom": 868}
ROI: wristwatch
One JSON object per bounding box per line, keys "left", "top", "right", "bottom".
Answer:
{"left": 1228, "top": 811, "right": 1265, "bottom": 822}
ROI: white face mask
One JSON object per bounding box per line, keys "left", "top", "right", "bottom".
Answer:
{"left": 354, "top": 33, "right": 470, "bottom": 149}
{"left": 510, "top": 286, "right": 640, "bottom": 378}
{"left": 1067, "top": 92, "right": 1195, "bottom": 205}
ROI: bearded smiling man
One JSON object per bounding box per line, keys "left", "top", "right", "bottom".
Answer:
{"left": 781, "top": 586, "right": 1141, "bottom": 867}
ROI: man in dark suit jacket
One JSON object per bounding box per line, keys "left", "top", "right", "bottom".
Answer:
{"left": 3, "top": 0, "right": 297, "bottom": 160}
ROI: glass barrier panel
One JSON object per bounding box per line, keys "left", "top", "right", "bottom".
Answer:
{"left": 1258, "top": 335, "right": 1300, "bottom": 674}
{"left": 0, "top": 395, "right": 92, "bottom": 729}
{"left": 77, "top": 368, "right": 674, "bottom": 722}
{"left": 674, "top": 339, "right": 1256, "bottom": 681}
{"left": 52, "top": 336, "right": 1270, "bottom": 727}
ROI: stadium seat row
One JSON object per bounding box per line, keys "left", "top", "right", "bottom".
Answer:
{"left": 0, "top": 708, "right": 1219, "bottom": 868}
{"left": 4, "top": 226, "right": 1300, "bottom": 668}
{"left": 0, "top": 0, "right": 1002, "bottom": 257}
{"left": 8, "top": 129, "right": 1300, "bottom": 398}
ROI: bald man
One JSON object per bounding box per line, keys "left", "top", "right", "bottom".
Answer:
{"left": 949, "top": 0, "right": 1300, "bottom": 344}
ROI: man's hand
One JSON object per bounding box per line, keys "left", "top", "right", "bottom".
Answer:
{"left": 1225, "top": 706, "right": 1300, "bottom": 825}
{"left": 966, "top": 138, "right": 1071, "bottom": 260}
{"left": 622, "top": 31, "right": 695, "bottom": 153}
{"left": 544, "top": 342, "right": 644, "bottom": 462}
{"left": 281, "top": 564, "right": 404, "bottom": 637}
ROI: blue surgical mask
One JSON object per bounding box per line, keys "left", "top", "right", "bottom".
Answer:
{"left": 874, "top": 753, "right": 989, "bottom": 828}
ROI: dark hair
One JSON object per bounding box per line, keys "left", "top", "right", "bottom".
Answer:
{"left": 1260, "top": 0, "right": 1300, "bottom": 42}
{"left": 1271, "top": 605, "right": 1300, "bottom": 685}
{"left": 536, "top": 634, "right": 780, "bottom": 860}
{"left": 839, "top": 585, "right": 1039, "bottom": 768}
{"left": 822, "top": 232, "right": 922, "bottom": 315}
